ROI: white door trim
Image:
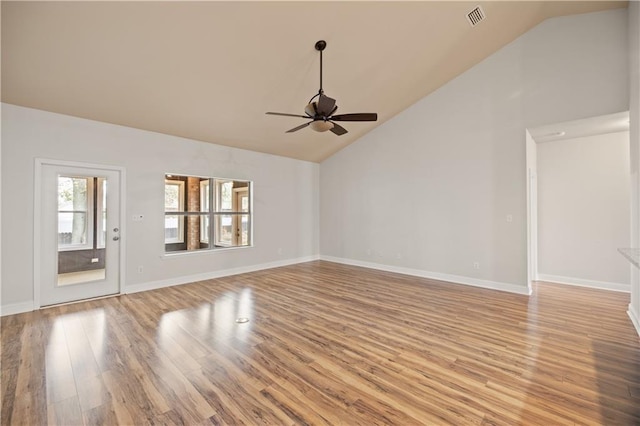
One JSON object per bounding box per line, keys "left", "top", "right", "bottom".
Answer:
{"left": 525, "top": 129, "right": 538, "bottom": 294}
{"left": 33, "top": 158, "right": 126, "bottom": 309}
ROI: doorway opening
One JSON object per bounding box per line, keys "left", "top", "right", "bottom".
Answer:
{"left": 526, "top": 112, "right": 631, "bottom": 293}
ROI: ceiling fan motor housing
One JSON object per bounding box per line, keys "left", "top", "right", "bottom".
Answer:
{"left": 304, "top": 103, "right": 316, "bottom": 117}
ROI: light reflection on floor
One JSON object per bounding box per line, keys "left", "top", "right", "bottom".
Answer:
{"left": 157, "top": 287, "right": 254, "bottom": 353}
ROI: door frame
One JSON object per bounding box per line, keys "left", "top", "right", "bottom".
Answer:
{"left": 33, "top": 158, "right": 126, "bottom": 308}
{"left": 525, "top": 113, "right": 631, "bottom": 294}
{"left": 525, "top": 129, "right": 537, "bottom": 294}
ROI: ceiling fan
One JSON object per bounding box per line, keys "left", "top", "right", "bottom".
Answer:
{"left": 266, "top": 40, "right": 377, "bottom": 136}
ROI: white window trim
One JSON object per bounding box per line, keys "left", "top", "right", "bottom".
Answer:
{"left": 96, "top": 178, "right": 107, "bottom": 249}
{"left": 164, "top": 179, "right": 185, "bottom": 244}
{"left": 200, "top": 180, "right": 210, "bottom": 244}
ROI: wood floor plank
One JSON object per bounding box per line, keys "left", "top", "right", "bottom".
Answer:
{"left": 44, "top": 341, "right": 77, "bottom": 404}
{"left": 0, "top": 367, "right": 18, "bottom": 425}
{"left": 2, "top": 261, "right": 640, "bottom": 425}
{"left": 98, "top": 372, "right": 137, "bottom": 425}
{"left": 81, "top": 401, "right": 120, "bottom": 425}
{"left": 141, "top": 349, "right": 216, "bottom": 422}
{"left": 10, "top": 313, "right": 49, "bottom": 424}
{"left": 75, "top": 374, "right": 108, "bottom": 413}
{"left": 46, "top": 396, "right": 83, "bottom": 426}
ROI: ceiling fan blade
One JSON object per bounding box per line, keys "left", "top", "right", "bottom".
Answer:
{"left": 266, "top": 112, "right": 309, "bottom": 118}
{"left": 330, "top": 113, "right": 378, "bottom": 122}
{"left": 317, "top": 95, "right": 336, "bottom": 116}
{"left": 329, "top": 122, "right": 348, "bottom": 136}
{"left": 286, "top": 122, "right": 312, "bottom": 133}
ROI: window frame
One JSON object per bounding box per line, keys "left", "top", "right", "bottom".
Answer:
{"left": 57, "top": 176, "right": 95, "bottom": 252}
{"left": 96, "top": 178, "right": 107, "bottom": 249}
{"left": 199, "top": 180, "right": 210, "bottom": 244}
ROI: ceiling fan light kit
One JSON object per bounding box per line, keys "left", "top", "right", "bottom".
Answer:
{"left": 266, "top": 40, "right": 377, "bottom": 136}
{"left": 310, "top": 120, "right": 334, "bottom": 132}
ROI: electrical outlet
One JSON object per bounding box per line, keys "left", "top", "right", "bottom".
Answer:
{"left": 473, "top": 262, "right": 480, "bottom": 270}
{"left": 506, "top": 214, "right": 513, "bottom": 223}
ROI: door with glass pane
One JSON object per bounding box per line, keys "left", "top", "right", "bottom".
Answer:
{"left": 39, "top": 163, "right": 121, "bottom": 306}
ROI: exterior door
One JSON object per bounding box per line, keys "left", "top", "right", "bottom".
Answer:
{"left": 38, "top": 162, "right": 122, "bottom": 306}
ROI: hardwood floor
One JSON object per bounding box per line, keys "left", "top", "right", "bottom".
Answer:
{"left": 2, "top": 260, "right": 639, "bottom": 425}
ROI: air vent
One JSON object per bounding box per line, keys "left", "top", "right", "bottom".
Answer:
{"left": 466, "top": 5, "right": 486, "bottom": 27}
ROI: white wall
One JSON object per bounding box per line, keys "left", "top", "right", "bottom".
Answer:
{"left": 1, "top": 104, "right": 320, "bottom": 313}
{"left": 320, "top": 9, "right": 629, "bottom": 294}
{"left": 629, "top": 0, "right": 640, "bottom": 335}
{"left": 537, "top": 132, "right": 630, "bottom": 291}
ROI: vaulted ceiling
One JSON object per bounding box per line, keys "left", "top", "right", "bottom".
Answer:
{"left": 1, "top": 1, "right": 627, "bottom": 162}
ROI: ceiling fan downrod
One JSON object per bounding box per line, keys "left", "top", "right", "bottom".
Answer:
{"left": 315, "top": 40, "right": 326, "bottom": 100}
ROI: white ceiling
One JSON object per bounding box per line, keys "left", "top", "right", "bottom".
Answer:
{"left": 1, "top": 1, "right": 627, "bottom": 162}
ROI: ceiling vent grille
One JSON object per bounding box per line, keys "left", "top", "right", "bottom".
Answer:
{"left": 466, "top": 5, "right": 486, "bottom": 27}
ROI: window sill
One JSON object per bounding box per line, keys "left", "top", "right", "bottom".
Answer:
{"left": 161, "top": 244, "right": 254, "bottom": 259}
{"left": 58, "top": 245, "right": 94, "bottom": 252}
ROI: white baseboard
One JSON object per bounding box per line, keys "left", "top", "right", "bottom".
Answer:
{"left": 1, "top": 301, "right": 35, "bottom": 317}
{"left": 320, "top": 255, "right": 531, "bottom": 295}
{"left": 629, "top": 304, "right": 640, "bottom": 337}
{"left": 125, "top": 255, "right": 320, "bottom": 294}
{"left": 1, "top": 256, "right": 320, "bottom": 315}
{"left": 537, "top": 274, "right": 629, "bottom": 293}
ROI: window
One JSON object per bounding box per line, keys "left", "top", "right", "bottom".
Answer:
{"left": 214, "top": 181, "right": 250, "bottom": 247}
{"left": 58, "top": 176, "right": 107, "bottom": 251}
{"left": 164, "top": 174, "right": 252, "bottom": 253}
{"left": 58, "top": 176, "right": 94, "bottom": 250}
